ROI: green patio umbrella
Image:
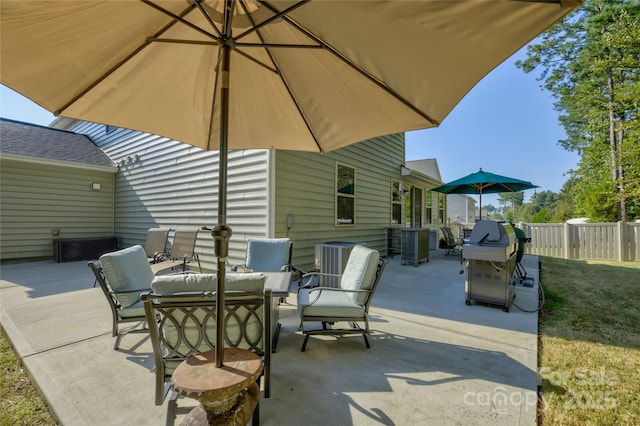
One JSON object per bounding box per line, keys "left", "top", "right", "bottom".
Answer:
{"left": 431, "top": 168, "right": 538, "bottom": 219}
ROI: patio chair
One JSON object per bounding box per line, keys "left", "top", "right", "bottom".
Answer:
{"left": 231, "top": 238, "right": 293, "bottom": 273}
{"left": 151, "top": 227, "right": 201, "bottom": 275}
{"left": 143, "top": 227, "right": 171, "bottom": 264}
{"left": 231, "top": 237, "right": 304, "bottom": 297}
{"left": 297, "top": 245, "right": 388, "bottom": 352}
{"left": 142, "top": 273, "right": 271, "bottom": 425}
{"left": 441, "top": 226, "right": 463, "bottom": 256}
{"left": 88, "top": 244, "right": 153, "bottom": 350}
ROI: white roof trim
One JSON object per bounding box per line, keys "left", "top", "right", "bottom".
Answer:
{"left": 0, "top": 152, "right": 118, "bottom": 173}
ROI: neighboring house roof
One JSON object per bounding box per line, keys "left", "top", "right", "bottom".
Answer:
{"left": 0, "top": 118, "right": 116, "bottom": 171}
{"left": 405, "top": 159, "right": 442, "bottom": 182}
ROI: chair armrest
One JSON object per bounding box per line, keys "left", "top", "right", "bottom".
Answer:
{"left": 304, "top": 286, "right": 371, "bottom": 305}
{"left": 289, "top": 265, "right": 306, "bottom": 287}
{"left": 301, "top": 272, "right": 341, "bottom": 279}
{"left": 291, "top": 265, "right": 307, "bottom": 275}
{"left": 298, "top": 272, "right": 341, "bottom": 289}
{"left": 111, "top": 288, "right": 150, "bottom": 295}
{"left": 307, "top": 287, "right": 370, "bottom": 295}
{"left": 153, "top": 252, "right": 169, "bottom": 262}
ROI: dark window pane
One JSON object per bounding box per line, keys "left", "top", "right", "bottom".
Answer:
{"left": 392, "top": 203, "right": 402, "bottom": 224}
{"left": 337, "top": 165, "right": 355, "bottom": 195}
{"left": 337, "top": 196, "right": 354, "bottom": 224}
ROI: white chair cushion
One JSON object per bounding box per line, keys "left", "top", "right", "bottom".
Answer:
{"left": 151, "top": 273, "right": 266, "bottom": 356}
{"left": 298, "top": 288, "right": 365, "bottom": 317}
{"left": 151, "top": 273, "right": 265, "bottom": 293}
{"left": 100, "top": 245, "right": 154, "bottom": 307}
{"left": 118, "top": 301, "right": 146, "bottom": 319}
{"left": 339, "top": 245, "right": 380, "bottom": 304}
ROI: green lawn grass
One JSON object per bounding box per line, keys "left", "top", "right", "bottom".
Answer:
{"left": 539, "top": 257, "right": 640, "bottom": 425}
{"left": 0, "top": 328, "right": 57, "bottom": 426}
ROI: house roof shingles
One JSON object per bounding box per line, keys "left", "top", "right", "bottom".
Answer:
{"left": 0, "top": 118, "right": 115, "bottom": 168}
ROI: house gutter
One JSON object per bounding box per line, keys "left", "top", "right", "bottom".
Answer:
{"left": 0, "top": 152, "right": 118, "bottom": 173}
{"left": 401, "top": 165, "right": 440, "bottom": 187}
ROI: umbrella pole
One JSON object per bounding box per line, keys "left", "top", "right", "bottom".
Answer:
{"left": 212, "top": 43, "right": 232, "bottom": 368}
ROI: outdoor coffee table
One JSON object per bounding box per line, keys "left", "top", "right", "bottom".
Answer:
{"left": 171, "top": 348, "right": 262, "bottom": 425}
{"left": 264, "top": 272, "right": 292, "bottom": 352}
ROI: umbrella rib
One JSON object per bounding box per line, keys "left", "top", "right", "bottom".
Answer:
{"left": 234, "top": 0, "right": 311, "bottom": 42}
{"left": 231, "top": 43, "right": 322, "bottom": 75}
{"left": 232, "top": 47, "right": 278, "bottom": 74}
{"left": 141, "top": 0, "right": 218, "bottom": 41}
{"left": 233, "top": 0, "right": 323, "bottom": 151}
{"left": 266, "top": 10, "right": 438, "bottom": 126}
{"left": 56, "top": 1, "right": 202, "bottom": 116}
{"left": 194, "top": 0, "right": 223, "bottom": 38}
{"left": 148, "top": 38, "right": 218, "bottom": 46}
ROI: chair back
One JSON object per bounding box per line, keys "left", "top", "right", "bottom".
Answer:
{"left": 245, "top": 238, "right": 292, "bottom": 272}
{"left": 99, "top": 245, "right": 154, "bottom": 307}
{"left": 167, "top": 227, "right": 200, "bottom": 261}
{"left": 339, "top": 245, "right": 381, "bottom": 305}
{"left": 143, "top": 228, "right": 170, "bottom": 258}
{"left": 142, "top": 273, "right": 271, "bottom": 405}
{"left": 441, "top": 227, "right": 454, "bottom": 243}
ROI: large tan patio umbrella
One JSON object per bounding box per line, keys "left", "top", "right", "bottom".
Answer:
{"left": 0, "top": 0, "right": 581, "bottom": 366}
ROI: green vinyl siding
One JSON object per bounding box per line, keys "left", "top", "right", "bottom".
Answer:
{"left": 0, "top": 159, "right": 115, "bottom": 261}
{"left": 65, "top": 121, "right": 271, "bottom": 272}
{"left": 274, "top": 133, "right": 404, "bottom": 271}
{"left": 58, "top": 120, "right": 406, "bottom": 271}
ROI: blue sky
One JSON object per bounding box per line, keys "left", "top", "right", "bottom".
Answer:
{"left": 0, "top": 45, "right": 578, "bottom": 208}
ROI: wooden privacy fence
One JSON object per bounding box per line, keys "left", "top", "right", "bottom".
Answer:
{"left": 517, "top": 222, "right": 640, "bottom": 262}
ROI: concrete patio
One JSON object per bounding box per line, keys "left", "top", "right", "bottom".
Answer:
{"left": 1, "top": 250, "right": 541, "bottom": 426}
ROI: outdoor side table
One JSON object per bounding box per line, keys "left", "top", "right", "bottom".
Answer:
{"left": 171, "top": 348, "right": 262, "bottom": 425}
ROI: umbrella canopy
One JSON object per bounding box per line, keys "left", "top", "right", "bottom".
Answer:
{"left": 1, "top": 0, "right": 579, "bottom": 366}
{"left": 431, "top": 168, "right": 538, "bottom": 218}
{"left": 1, "top": 1, "right": 580, "bottom": 153}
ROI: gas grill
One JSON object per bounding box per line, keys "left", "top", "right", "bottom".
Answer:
{"left": 463, "top": 220, "right": 517, "bottom": 312}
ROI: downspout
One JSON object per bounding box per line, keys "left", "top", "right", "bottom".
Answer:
{"left": 267, "top": 149, "right": 276, "bottom": 237}
{"left": 112, "top": 171, "right": 116, "bottom": 240}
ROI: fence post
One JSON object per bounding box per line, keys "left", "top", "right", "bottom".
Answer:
{"left": 617, "top": 221, "right": 626, "bottom": 262}
{"left": 564, "top": 222, "right": 571, "bottom": 259}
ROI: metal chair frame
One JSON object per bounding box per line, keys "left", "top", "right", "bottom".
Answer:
{"left": 88, "top": 260, "right": 149, "bottom": 350}
{"left": 298, "top": 257, "right": 388, "bottom": 352}
{"left": 441, "top": 226, "right": 463, "bottom": 256}
{"left": 142, "top": 289, "right": 271, "bottom": 425}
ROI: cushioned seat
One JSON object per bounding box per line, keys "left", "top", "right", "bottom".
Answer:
{"left": 88, "top": 244, "right": 154, "bottom": 350}
{"left": 297, "top": 245, "right": 388, "bottom": 352}
{"left": 297, "top": 290, "right": 365, "bottom": 317}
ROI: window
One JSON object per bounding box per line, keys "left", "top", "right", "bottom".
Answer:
{"left": 336, "top": 164, "right": 355, "bottom": 225}
{"left": 438, "top": 193, "right": 446, "bottom": 224}
{"left": 425, "top": 191, "right": 433, "bottom": 224}
{"left": 413, "top": 187, "right": 423, "bottom": 227}
{"left": 391, "top": 180, "right": 402, "bottom": 225}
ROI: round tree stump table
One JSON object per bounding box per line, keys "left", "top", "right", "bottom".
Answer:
{"left": 171, "top": 348, "right": 262, "bottom": 425}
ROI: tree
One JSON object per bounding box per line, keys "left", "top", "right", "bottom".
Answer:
{"left": 517, "top": 0, "right": 640, "bottom": 221}
{"left": 498, "top": 192, "right": 524, "bottom": 222}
